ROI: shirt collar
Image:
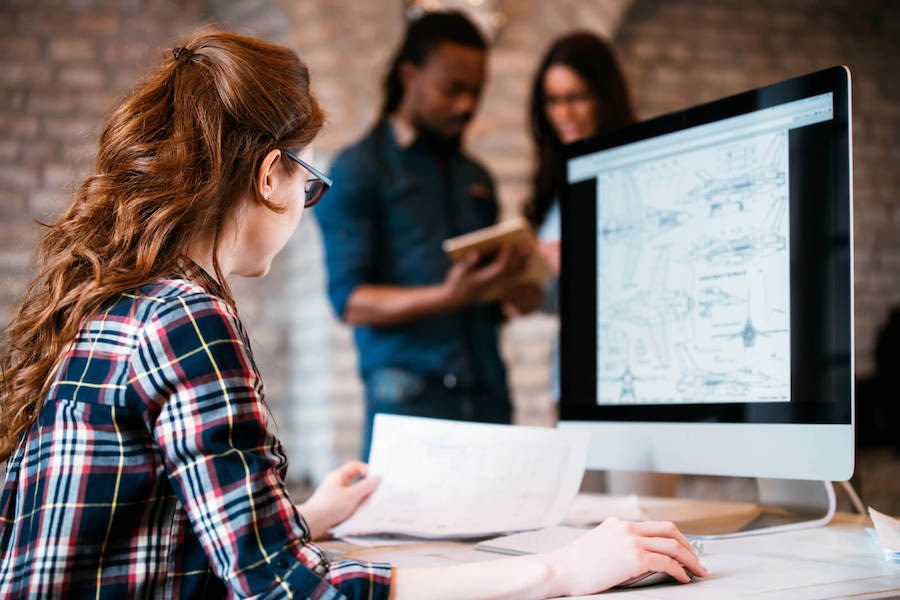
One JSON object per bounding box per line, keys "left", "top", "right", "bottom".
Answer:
{"left": 390, "top": 114, "right": 418, "bottom": 149}
{"left": 177, "top": 257, "right": 226, "bottom": 299}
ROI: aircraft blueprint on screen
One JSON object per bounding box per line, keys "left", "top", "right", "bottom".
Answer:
{"left": 595, "top": 131, "right": 791, "bottom": 405}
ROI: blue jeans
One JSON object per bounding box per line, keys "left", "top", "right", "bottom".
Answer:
{"left": 360, "top": 368, "right": 512, "bottom": 460}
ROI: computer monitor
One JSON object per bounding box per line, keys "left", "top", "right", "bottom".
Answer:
{"left": 558, "top": 66, "right": 853, "bottom": 534}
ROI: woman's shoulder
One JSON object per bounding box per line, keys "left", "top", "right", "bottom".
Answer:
{"left": 136, "top": 275, "right": 223, "bottom": 303}
{"left": 116, "top": 276, "right": 239, "bottom": 331}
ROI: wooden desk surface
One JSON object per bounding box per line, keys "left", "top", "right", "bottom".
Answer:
{"left": 323, "top": 513, "right": 900, "bottom": 599}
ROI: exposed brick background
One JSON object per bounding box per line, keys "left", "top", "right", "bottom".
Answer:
{"left": 1, "top": 0, "right": 897, "bottom": 512}
{"left": 617, "top": 0, "right": 900, "bottom": 376}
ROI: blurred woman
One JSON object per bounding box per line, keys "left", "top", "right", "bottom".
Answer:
{"left": 525, "top": 32, "right": 680, "bottom": 498}
{"left": 526, "top": 31, "right": 636, "bottom": 400}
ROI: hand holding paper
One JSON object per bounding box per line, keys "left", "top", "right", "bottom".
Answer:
{"left": 299, "top": 461, "right": 380, "bottom": 540}
{"left": 331, "top": 415, "right": 589, "bottom": 539}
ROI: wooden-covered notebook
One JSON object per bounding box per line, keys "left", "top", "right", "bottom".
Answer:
{"left": 442, "top": 216, "right": 553, "bottom": 301}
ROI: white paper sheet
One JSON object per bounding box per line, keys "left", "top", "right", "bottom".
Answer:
{"left": 869, "top": 506, "right": 900, "bottom": 561}
{"left": 331, "top": 415, "right": 589, "bottom": 539}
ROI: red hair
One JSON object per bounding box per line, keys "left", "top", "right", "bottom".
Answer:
{"left": 0, "top": 29, "right": 325, "bottom": 460}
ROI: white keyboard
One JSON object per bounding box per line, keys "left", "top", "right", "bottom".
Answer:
{"left": 475, "top": 525, "right": 592, "bottom": 556}
{"left": 476, "top": 524, "right": 704, "bottom": 557}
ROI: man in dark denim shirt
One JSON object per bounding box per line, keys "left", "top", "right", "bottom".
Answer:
{"left": 315, "top": 11, "right": 541, "bottom": 459}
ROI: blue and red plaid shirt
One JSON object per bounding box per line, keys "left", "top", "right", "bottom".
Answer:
{"left": 0, "top": 266, "right": 393, "bottom": 599}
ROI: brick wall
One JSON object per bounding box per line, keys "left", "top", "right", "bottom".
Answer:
{"left": 615, "top": 0, "right": 900, "bottom": 377}
{"left": 1, "top": 1, "right": 898, "bottom": 493}
{"left": 1, "top": 0, "right": 210, "bottom": 325}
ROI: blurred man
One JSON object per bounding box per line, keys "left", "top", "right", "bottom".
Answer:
{"left": 315, "top": 11, "right": 540, "bottom": 459}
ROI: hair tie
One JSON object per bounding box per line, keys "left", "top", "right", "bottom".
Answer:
{"left": 172, "top": 47, "right": 190, "bottom": 61}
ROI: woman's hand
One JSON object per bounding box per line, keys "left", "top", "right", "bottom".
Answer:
{"left": 391, "top": 517, "right": 706, "bottom": 599}
{"left": 297, "top": 461, "right": 380, "bottom": 540}
{"left": 537, "top": 239, "right": 560, "bottom": 276}
{"left": 543, "top": 517, "right": 708, "bottom": 597}
{"left": 500, "top": 282, "right": 544, "bottom": 317}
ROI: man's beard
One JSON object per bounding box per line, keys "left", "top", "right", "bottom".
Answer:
{"left": 416, "top": 120, "right": 465, "bottom": 157}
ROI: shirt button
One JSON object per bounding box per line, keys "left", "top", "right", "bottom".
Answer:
{"left": 443, "top": 374, "right": 457, "bottom": 389}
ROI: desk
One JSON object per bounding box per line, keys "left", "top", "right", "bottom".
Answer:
{"left": 323, "top": 512, "right": 900, "bottom": 599}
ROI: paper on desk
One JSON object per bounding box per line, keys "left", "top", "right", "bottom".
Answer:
{"left": 868, "top": 506, "right": 900, "bottom": 561}
{"left": 331, "top": 415, "right": 589, "bottom": 539}
{"left": 338, "top": 535, "right": 428, "bottom": 548}
{"left": 562, "top": 493, "right": 644, "bottom": 526}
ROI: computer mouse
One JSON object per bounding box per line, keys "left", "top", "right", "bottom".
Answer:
{"left": 616, "top": 540, "right": 703, "bottom": 588}
{"left": 616, "top": 569, "right": 696, "bottom": 589}
{"left": 616, "top": 571, "right": 677, "bottom": 588}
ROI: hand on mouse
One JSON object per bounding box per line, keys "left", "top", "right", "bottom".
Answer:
{"left": 543, "top": 517, "right": 708, "bottom": 596}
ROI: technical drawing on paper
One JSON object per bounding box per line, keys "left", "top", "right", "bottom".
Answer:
{"left": 595, "top": 131, "right": 790, "bottom": 405}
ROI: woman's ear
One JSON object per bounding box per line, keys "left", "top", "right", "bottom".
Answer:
{"left": 256, "top": 149, "right": 282, "bottom": 201}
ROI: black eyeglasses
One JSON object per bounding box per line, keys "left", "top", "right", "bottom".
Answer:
{"left": 282, "top": 149, "right": 333, "bottom": 208}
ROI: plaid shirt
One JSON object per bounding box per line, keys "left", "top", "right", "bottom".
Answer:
{"left": 0, "top": 267, "right": 392, "bottom": 599}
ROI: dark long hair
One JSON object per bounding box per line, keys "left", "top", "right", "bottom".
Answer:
{"left": 526, "top": 32, "right": 636, "bottom": 227}
{"left": 379, "top": 10, "right": 486, "bottom": 121}
{"left": 0, "top": 29, "right": 324, "bottom": 461}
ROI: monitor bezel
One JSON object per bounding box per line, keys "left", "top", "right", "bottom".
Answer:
{"left": 559, "top": 66, "right": 853, "bottom": 433}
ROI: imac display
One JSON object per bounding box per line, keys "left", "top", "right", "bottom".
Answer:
{"left": 558, "top": 66, "right": 853, "bottom": 531}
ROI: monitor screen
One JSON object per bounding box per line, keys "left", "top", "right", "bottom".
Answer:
{"left": 559, "top": 66, "right": 853, "bottom": 482}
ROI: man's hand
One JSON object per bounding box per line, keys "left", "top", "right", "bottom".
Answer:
{"left": 341, "top": 243, "right": 534, "bottom": 327}
{"left": 297, "top": 461, "right": 380, "bottom": 540}
{"left": 442, "top": 245, "right": 529, "bottom": 308}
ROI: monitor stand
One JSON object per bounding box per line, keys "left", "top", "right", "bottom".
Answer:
{"left": 695, "top": 478, "right": 836, "bottom": 539}
{"left": 603, "top": 474, "right": 837, "bottom": 539}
